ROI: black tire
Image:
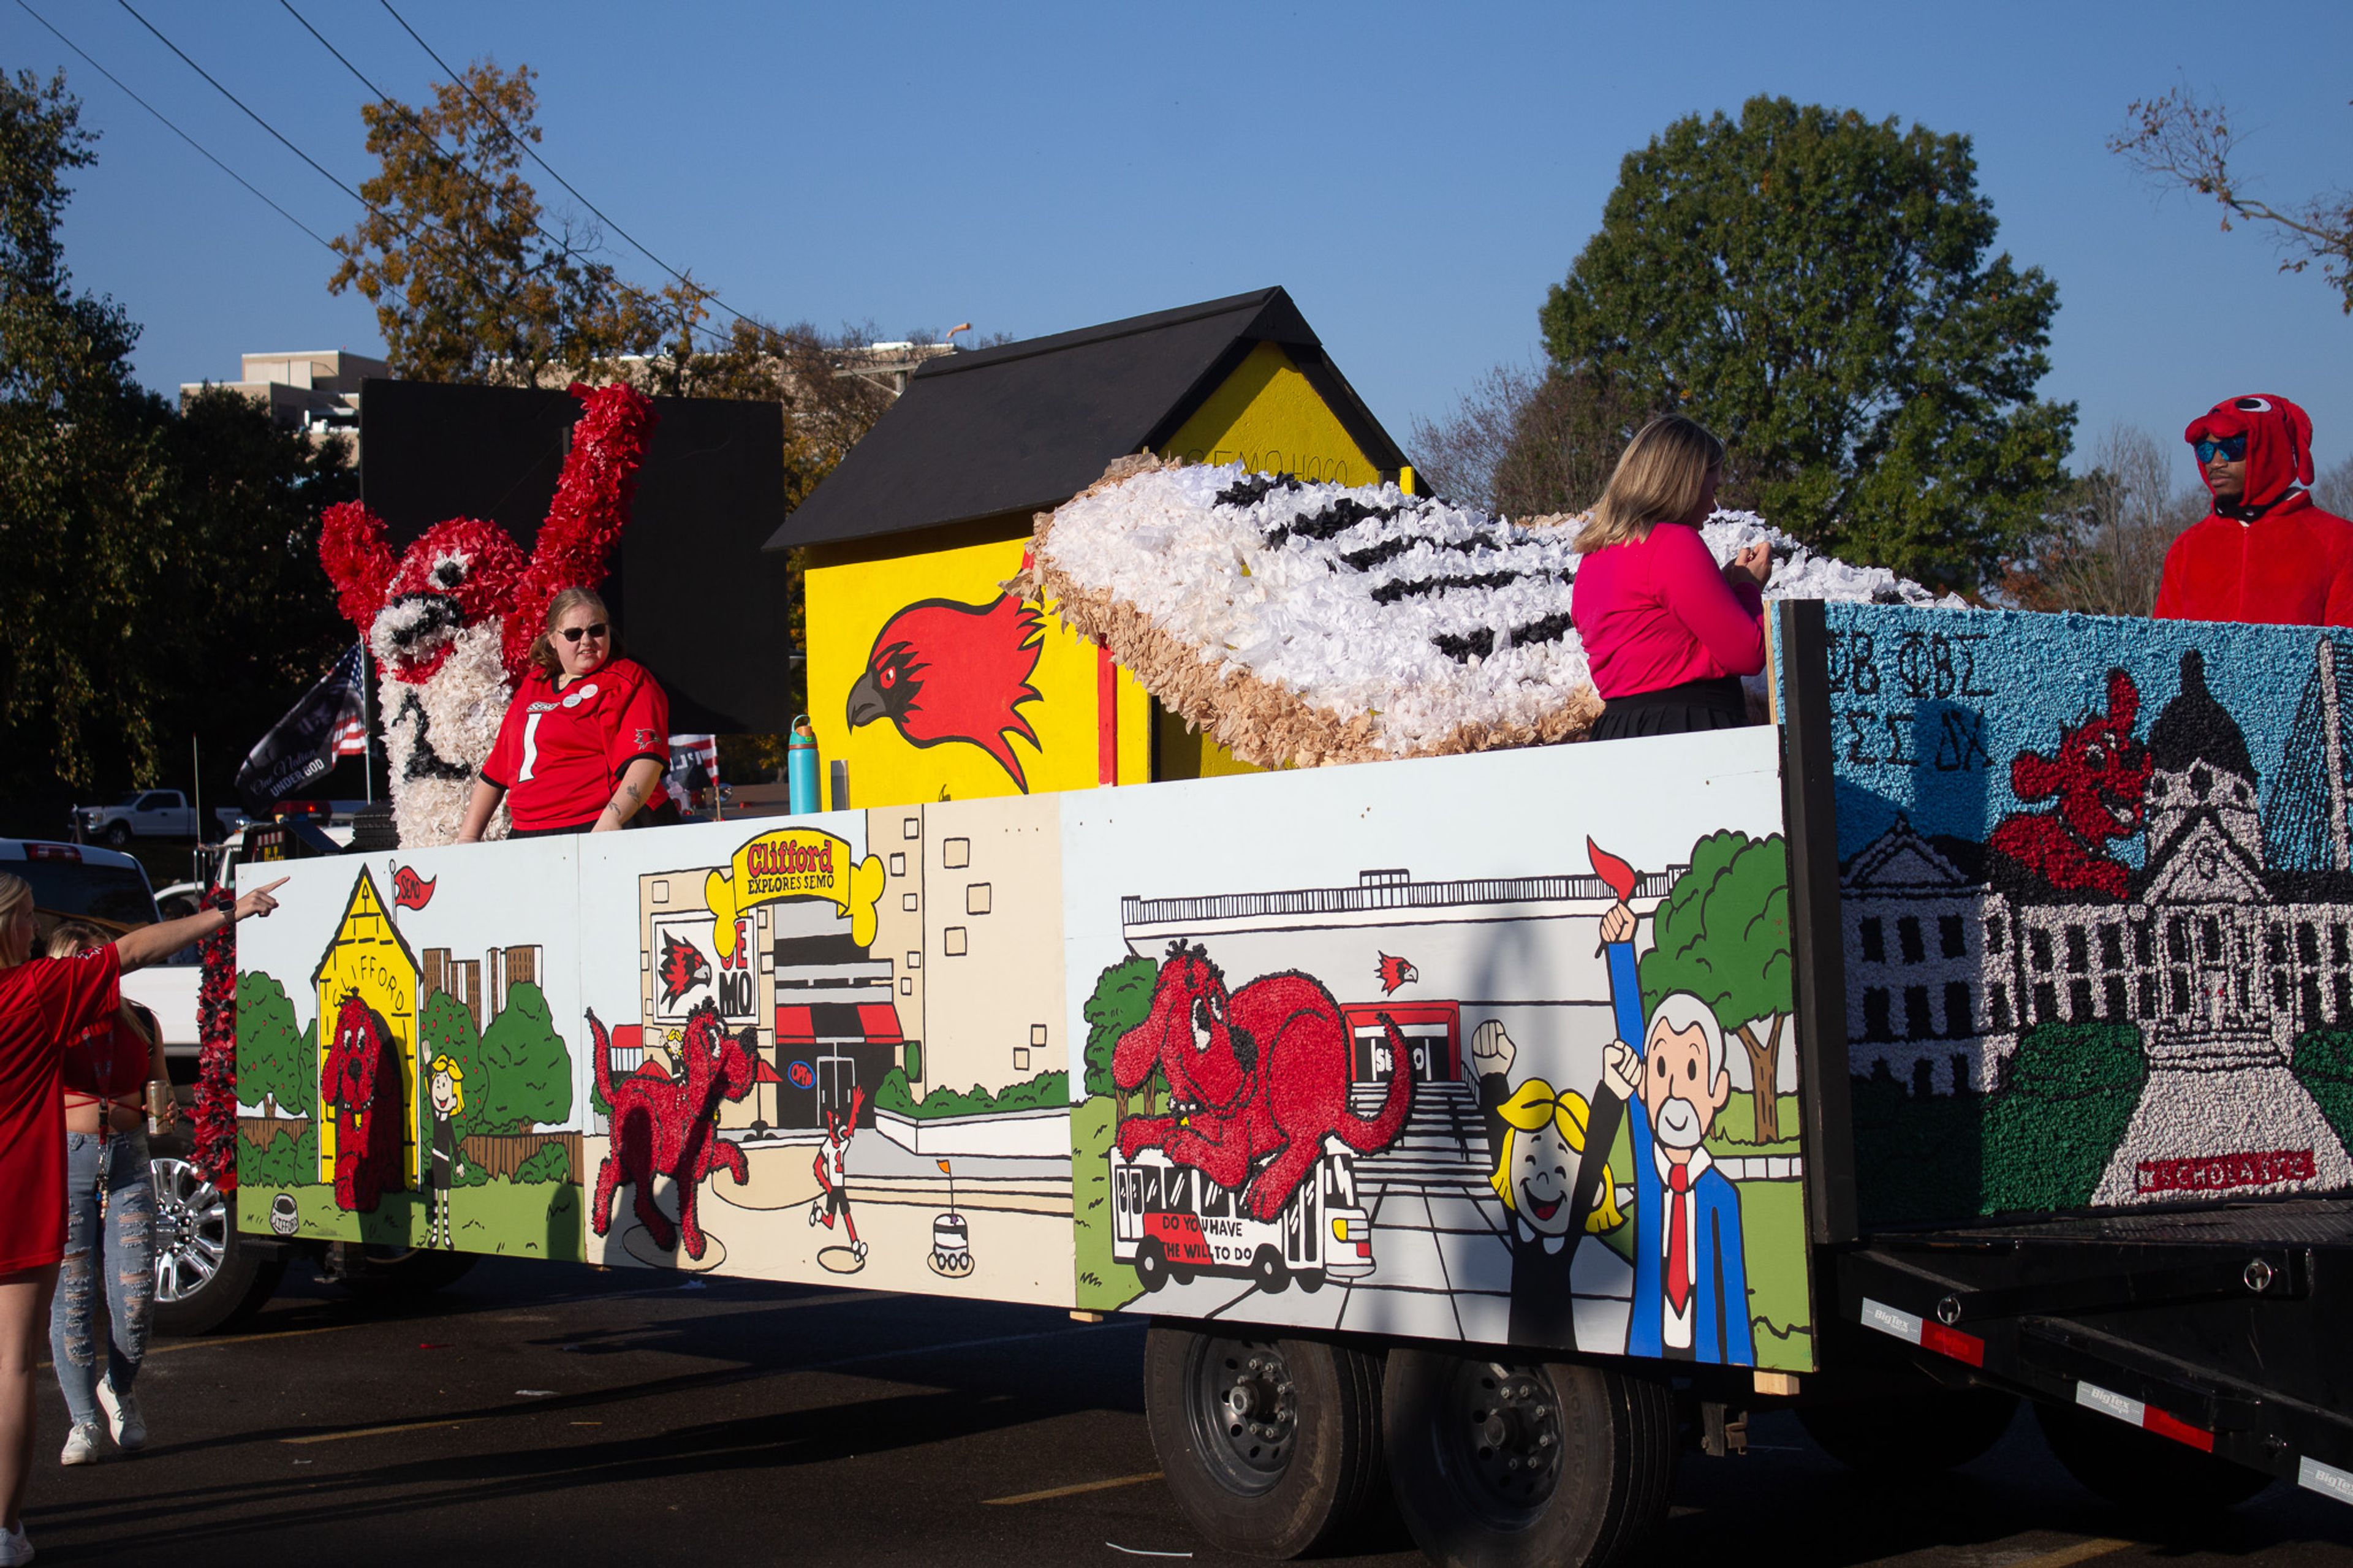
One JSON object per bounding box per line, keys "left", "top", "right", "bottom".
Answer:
{"left": 1384, "top": 1351, "right": 1673, "bottom": 1568}
{"left": 1251, "top": 1244, "right": 1290, "bottom": 1295}
{"left": 150, "top": 1153, "right": 285, "bottom": 1336}
{"left": 102, "top": 820, "right": 132, "bottom": 847}
{"left": 335, "top": 1246, "right": 478, "bottom": 1299}
{"left": 1135, "top": 1238, "right": 1169, "bottom": 1292}
{"left": 2035, "top": 1399, "right": 2272, "bottom": 1514}
{"left": 1295, "top": 1270, "right": 1325, "bottom": 1295}
{"left": 1143, "top": 1325, "right": 1389, "bottom": 1559}
{"left": 1798, "top": 1387, "right": 2018, "bottom": 1476}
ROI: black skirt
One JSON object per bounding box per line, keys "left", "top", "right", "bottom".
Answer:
{"left": 1590, "top": 675, "right": 1754, "bottom": 743}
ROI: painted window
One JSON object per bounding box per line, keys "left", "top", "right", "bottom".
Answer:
{"left": 1938, "top": 914, "right": 1965, "bottom": 959}
{"left": 1862, "top": 988, "right": 1891, "bottom": 1040}
{"left": 1859, "top": 918, "right": 1884, "bottom": 964}
{"left": 1942, "top": 982, "right": 1971, "bottom": 1037}
{"left": 1897, "top": 917, "right": 1924, "bottom": 964}
{"left": 1903, "top": 985, "right": 1932, "bottom": 1039}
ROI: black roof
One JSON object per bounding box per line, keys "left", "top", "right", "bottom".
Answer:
{"left": 766, "top": 287, "right": 1409, "bottom": 552}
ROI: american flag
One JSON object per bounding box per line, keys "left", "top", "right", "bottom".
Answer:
{"left": 235, "top": 643, "right": 369, "bottom": 813}
{"left": 329, "top": 713, "right": 369, "bottom": 757}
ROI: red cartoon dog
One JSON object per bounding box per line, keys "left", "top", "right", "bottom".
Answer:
{"left": 587, "top": 999, "right": 754, "bottom": 1261}
{"left": 319, "top": 994, "right": 404, "bottom": 1213}
{"left": 1989, "top": 667, "right": 2153, "bottom": 900}
{"left": 1113, "top": 942, "right": 1414, "bottom": 1221}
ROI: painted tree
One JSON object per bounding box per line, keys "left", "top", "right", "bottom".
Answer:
{"left": 418, "top": 989, "right": 484, "bottom": 1145}
{"left": 1083, "top": 955, "right": 1160, "bottom": 1119}
{"left": 235, "top": 972, "right": 314, "bottom": 1121}
{"left": 476, "top": 982, "right": 572, "bottom": 1135}
{"left": 1540, "top": 96, "right": 2075, "bottom": 593}
{"left": 1638, "top": 831, "right": 1795, "bottom": 1142}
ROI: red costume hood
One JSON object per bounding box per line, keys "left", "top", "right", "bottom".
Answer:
{"left": 2186, "top": 393, "right": 2315, "bottom": 517}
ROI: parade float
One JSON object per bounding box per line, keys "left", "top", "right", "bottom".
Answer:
{"left": 202, "top": 292, "right": 2353, "bottom": 1567}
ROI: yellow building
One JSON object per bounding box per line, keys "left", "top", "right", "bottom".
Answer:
{"left": 771, "top": 288, "right": 1413, "bottom": 809}
{"left": 310, "top": 868, "right": 422, "bottom": 1183}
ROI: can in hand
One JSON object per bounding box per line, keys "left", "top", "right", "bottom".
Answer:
{"left": 145, "top": 1080, "right": 172, "bottom": 1137}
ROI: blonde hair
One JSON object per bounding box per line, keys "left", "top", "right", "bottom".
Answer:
{"left": 530, "top": 587, "right": 613, "bottom": 676}
{"left": 430, "top": 1053, "right": 467, "bottom": 1115}
{"left": 0, "top": 873, "right": 29, "bottom": 968}
{"left": 1573, "top": 415, "right": 1726, "bottom": 555}
{"left": 1488, "top": 1075, "right": 1624, "bottom": 1233}
{"left": 45, "top": 920, "right": 106, "bottom": 959}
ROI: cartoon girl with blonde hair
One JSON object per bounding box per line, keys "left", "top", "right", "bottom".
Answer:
{"left": 1473, "top": 1020, "right": 1626, "bottom": 1346}
{"left": 426, "top": 1056, "right": 467, "bottom": 1249}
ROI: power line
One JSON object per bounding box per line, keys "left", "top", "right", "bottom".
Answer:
{"left": 12, "top": 0, "right": 338, "bottom": 254}
{"left": 275, "top": 0, "right": 733, "bottom": 350}
{"left": 377, "top": 0, "right": 755, "bottom": 331}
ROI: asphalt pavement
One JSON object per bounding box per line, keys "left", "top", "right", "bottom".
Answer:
{"left": 21, "top": 1257, "right": 2353, "bottom": 1567}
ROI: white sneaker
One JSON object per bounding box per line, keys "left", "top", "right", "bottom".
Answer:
{"left": 97, "top": 1381, "right": 146, "bottom": 1452}
{"left": 58, "top": 1422, "right": 100, "bottom": 1466}
{"left": 0, "top": 1519, "right": 32, "bottom": 1565}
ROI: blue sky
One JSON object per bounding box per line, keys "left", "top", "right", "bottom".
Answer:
{"left": 7, "top": 1, "right": 2349, "bottom": 493}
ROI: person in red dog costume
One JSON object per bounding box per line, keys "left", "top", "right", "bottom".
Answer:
{"left": 2154, "top": 394, "right": 2353, "bottom": 626}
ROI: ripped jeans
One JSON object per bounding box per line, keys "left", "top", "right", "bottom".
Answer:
{"left": 49, "top": 1131, "right": 154, "bottom": 1429}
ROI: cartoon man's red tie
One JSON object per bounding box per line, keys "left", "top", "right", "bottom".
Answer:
{"left": 1665, "top": 1164, "right": 1692, "bottom": 1317}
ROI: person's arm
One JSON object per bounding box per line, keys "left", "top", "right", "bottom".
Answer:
{"left": 129, "top": 1003, "right": 176, "bottom": 1127}
{"left": 593, "top": 756, "right": 664, "bottom": 832}
{"left": 1655, "top": 527, "right": 1767, "bottom": 675}
{"left": 456, "top": 778, "right": 505, "bottom": 843}
{"left": 113, "top": 879, "right": 286, "bottom": 972}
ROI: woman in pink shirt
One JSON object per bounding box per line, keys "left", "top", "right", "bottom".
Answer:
{"left": 1570, "top": 415, "right": 1771, "bottom": 741}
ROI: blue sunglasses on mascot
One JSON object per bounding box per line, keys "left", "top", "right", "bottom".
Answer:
{"left": 2194, "top": 434, "right": 2248, "bottom": 464}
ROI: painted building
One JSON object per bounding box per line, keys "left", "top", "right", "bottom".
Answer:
{"left": 309, "top": 868, "right": 420, "bottom": 1181}
{"left": 770, "top": 287, "right": 1414, "bottom": 812}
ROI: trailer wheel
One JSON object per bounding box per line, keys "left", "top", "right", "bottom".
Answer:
{"left": 1797, "top": 1387, "right": 2018, "bottom": 1476}
{"left": 1251, "top": 1245, "right": 1290, "bottom": 1294}
{"left": 1143, "top": 1325, "right": 1387, "bottom": 1559}
{"left": 2035, "top": 1400, "right": 2272, "bottom": 1514}
{"left": 1384, "top": 1350, "right": 1672, "bottom": 1568}
{"left": 1135, "top": 1238, "right": 1170, "bottom": 1292}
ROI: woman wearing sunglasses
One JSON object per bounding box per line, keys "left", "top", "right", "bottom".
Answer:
{"left": 2154, "top": 393, "right": 2353, "bottom": 626}
{"left": 458, "top": 588, "right": 671, "bottom": 841}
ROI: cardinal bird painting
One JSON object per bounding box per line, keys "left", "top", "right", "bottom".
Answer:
{"left": 846, "top": 594, "right": 1046, "bottom": 791}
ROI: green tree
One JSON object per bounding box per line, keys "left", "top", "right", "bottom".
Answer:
{"left": 418, "top": 988, "right": 484, "bottom": 1145}
{"left": 475, "top": 981, "right": 572, "bottom": 1135}
{"left": 1082, "top": 956, "right": 1161, "bottom": 1116}
{"left": 329, "top": 59, "right": 669, "bottom": 385}
{"left": 1540, "top": 96, "right": 2076, "bottom": 591}
{"left": 0, "top": 71, "right": 177, "bottom": 795}
{"left": 1637, "top": 831, "right": 1794, "bottom": 1142}
{"left": 235, "top": 971, "right": 314, "bottom": 1119}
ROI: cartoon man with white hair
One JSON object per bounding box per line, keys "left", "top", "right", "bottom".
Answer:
{"left": 1596, "top": 898, "right": 1754, "bottom": 1366}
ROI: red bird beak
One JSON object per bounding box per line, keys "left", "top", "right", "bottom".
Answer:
{"left": 846, "top": 670, "right": 888, "bottom": 728}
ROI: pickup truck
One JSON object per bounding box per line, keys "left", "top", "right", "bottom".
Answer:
{"left": 70, "top": 789, "right": 216, "bottom": 846}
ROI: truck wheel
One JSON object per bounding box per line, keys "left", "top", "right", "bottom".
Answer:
{"left": 1251, "top": 1245, "right": 1290, "bottom": 1295}
{"left": 1798, "top": 1387, "right": 2018, "bottom": 1475}
{"left": 1135, "top": 1238, "right": 1169, "bottom": 1292}
{"left": 102, "top": 820, "right": 132, "bottom": 847}
{"left": 1143, "top": 1325, "right": 1388, "bottom": 1559}
{"left": 1384, "top": 1350, "right": 1672, "bottom": 1568}
{"left": 150, "top": 1153, "right": 284, "bottom": 1336}
{"left": 2035, "top": 1400, "right": 2272, "bottom": 1513}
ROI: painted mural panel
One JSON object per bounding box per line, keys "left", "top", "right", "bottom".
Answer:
{"left": 1062, "top": 732, "right": 1813, "bottom": 1371}
{"left": 1830, "top": 602, "right": 2353, "bottom": 1225}
{"left": 572, "top": 806, "right": 1077, "bottom": 1304}
{"left": 232, "top": 839, "right": 588, "bottom": 1260}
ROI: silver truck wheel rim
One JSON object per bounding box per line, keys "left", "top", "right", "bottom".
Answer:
{"left": 150, "top": 1156, "right": 229, "bottom": 1305}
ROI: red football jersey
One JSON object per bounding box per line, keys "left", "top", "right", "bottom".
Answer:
{"left": 482, "top": 657, "right": 671, "bottom": 830}
{"left": 0, "top": 944, "right": 119, "bottom": 1273}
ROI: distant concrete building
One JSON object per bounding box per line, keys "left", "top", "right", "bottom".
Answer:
{"left": 180, "top": 349, "right": 388, "bottom": 455}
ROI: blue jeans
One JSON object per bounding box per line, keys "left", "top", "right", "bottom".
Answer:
{"left": 48, "top": 1131, "right": 153, "bottom": 1428}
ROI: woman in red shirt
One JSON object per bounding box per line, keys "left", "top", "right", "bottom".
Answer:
{"left": 1569, "top": 415, "right": 1771, "bottom": 741}
{"left": 460, "top": 588, "right": 670, "bottom": 842}
{"left": 0, "top": 871, "right": 282, "bottom": 1562}
{"left": 45, "top": 921, "right": 174, "bottom": 1467}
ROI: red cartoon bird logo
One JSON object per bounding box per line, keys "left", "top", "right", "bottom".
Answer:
{"left": 657, "top": 930, "right": 712, "bottom": 1007}
{"left": 846, "top": 594, "right": 1045, "bottom": 791}
{"left": 1377, "top": 953, "right": 1418, "bottom": 995}
{"left": 391, "top": 866, "right": 436, "bottom": 911}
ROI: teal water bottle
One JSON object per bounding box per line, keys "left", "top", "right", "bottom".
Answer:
{"left": 787, "top": 716, "right": 819, "bottom": 813}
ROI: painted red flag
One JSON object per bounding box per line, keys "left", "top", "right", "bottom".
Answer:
{"left": 1587, "top": 838, "right": 1637, "bottom": 902}
{"left": 392, "top": 866, "right": 436, "bottom": 911}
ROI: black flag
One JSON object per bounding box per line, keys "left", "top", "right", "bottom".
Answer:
{"left": 235, "top": 645, "right": 369, "bottom": 813}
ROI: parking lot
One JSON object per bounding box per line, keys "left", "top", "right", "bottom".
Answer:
{"left": 20, "top": 1257, "right": 2353, "bottom": 1566}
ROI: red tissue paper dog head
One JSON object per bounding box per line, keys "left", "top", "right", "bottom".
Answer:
{"left": 2185, "top": 393, "right": 2315, "bottom": 514}
{"left": 1991, "top": 667, "right": 2153, "bottom": 901}
{"left": 317, "top": 383, "right": 656, "bottom": 846}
